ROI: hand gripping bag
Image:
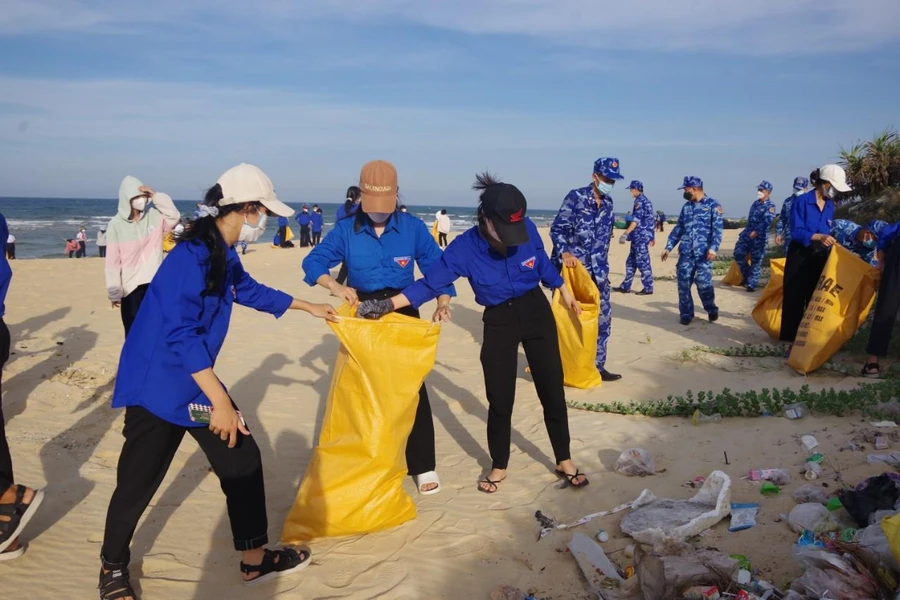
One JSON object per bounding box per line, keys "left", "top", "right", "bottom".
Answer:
{"left": 751, "top": 258, "right": 785, "bottom": 339}
{"left": 551, "top": 262, "right": 603, "bottom": 389}
{"left": 788, "top": 245, "right": 879, "bottom": 374}
{"left": 281, "top": 304, "right": 440, "bottom": 541}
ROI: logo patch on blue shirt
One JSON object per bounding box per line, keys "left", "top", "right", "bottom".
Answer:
{"left": 394, "top": 256, "right": 411, "bottom": 268}
{"left": 521, "top": 256, "right": 536, "bottom": 269}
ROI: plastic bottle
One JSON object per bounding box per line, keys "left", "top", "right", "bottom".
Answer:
{"left": 749, "top": 468, "right": 792, "bottom": 485}
{"left": 783, "top": 402, "right": 809, "bottom": 419}
{"left": 692, "top": 409, "right": 723, "bottom": 425}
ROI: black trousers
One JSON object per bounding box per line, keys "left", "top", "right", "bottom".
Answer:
{"left": 780, "top": 241, "right": 830, "bottom": 342}
{"left": 868, "top": 241, "right": 900, "bottom": 356}
{"left": 336, "top": 263, "right": 349, "bottom": 285}
{"left": 5, "top": 243, "right": 14, "bottom": 260}
{"left": 300, "top": 226, "right": 311, "bottom": 248}
{"left": 480, "top": 287, "right": 571, "bottom": 470}
{"left": 102, "top": 406, "right": 268, "bottom": 564}
{"left": 438, "top": 233, "right": 448, "bottom": 247}
{"left": 0, "top": 319, "right": 12, "bottom": 492}
{"left": 99, "top": 246, "right": 107, "bottom": 258}
{"left": 76, "top": 241, "right": 86, "bottom": 258}
{"left": 121, "top": 284, "right": 149, "bottom": 337}
{"left": 311, "top": 231, "right": 321, "bottom": 246}
{"left": 357, "top": 289, "right": 436, "bottom": 476}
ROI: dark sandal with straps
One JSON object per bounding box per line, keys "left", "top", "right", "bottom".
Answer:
{"left": 241, "top": 547, "right": 311, "bottom": 586}
{"left": 556, "top": 469, "right": 590, "bottom": 489}
{"left": 477, "top": 477, "right": 505, "bottom": 494}
{"left": 0, "top": 485, "right": 45, "bottom": 554}
{"left": 98, "top": 561, "right": 136, "bottom": 600}
{"left": 862, "top": 362, "right": 882, "bottom": 379}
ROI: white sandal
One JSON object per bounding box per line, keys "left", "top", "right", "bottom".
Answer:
{"left": 414, "top": 471, "right": 441, "bottom": 496}
{"left": 0, "top": 543, "right": 25, "bottom": 561}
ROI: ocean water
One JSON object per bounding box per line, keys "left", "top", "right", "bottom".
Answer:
{"left": 0, "top": 197, "right": 567, "bottom": 259}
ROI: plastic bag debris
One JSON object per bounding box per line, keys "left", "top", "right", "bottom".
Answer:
{"left": 857, "top": 520, "right": 900, "bottom": 571}
{"left": 568, "top": 532, "right": 622, "bottom": 596}
{"left": 728, "top": 503, "right": 759, "bottom": 532}
{"left": 839, "top": 473, "right": 900, "bottom": 527}
{"left": 792, "top": 484, "right": 830, "bottom": 505}
{"left": 787, "top": 503, "right": 840, "bottom": 534}
{"left": 614, "top": 448, "right": 656, "bottom": 477}
{"left": 620, "top": 471, "right": 731, "bottom": 547}
{"left": 800, "top": 435, "right": 819, "bottom": 451}
{"left": 867, "top": 452, "right": 900, "bottom": 469}
{"left": 749, "top": 468, "right": 791, "bottom": 486}
{"left": 872, "top": 420, "right": 898, "bottom": 428}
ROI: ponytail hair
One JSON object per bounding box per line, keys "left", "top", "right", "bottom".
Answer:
{"left": 344, "top": 185, "right": 362, "bottom": 217}
{"left": 473, "top": 171, "right": 502, "bottom": 235}
{"left": 809, "top": 168, "right": 823, "bottom": 188}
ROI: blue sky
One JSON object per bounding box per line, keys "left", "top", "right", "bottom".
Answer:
{"left": 1, "top": 1, "right": 898, "bottom": 215}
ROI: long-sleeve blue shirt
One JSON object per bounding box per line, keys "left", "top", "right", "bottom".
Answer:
{"left": 336, "top": 203, "right": 359, "bottom": 221}
{"left": 295, "top": 212, "right": 312, "bottom": 227}
{"left": 302, "top": 211, "right": 455, "bottom": 297}
{"left": 0, "top": 214, "right": 11, "bottom": 319}
{"left": 310, "top": 212, "right": 324, "bottom": 233}
{"left": 664, "top": 196, "right": 724, "bottom": 258}
{"left": 878, "top": 222, "right": 900, "bottom": 251}
{"left": 831, "top": 219, "right": 877, "bottom": 265}
{"left": 403, "top": 219, "right": 563, "bottom": 309}
{"left": 111, "top": 240, "right": 293, "bottom": 427}
{"left": 790, "top": 190, "right": 834, "bottom": 247}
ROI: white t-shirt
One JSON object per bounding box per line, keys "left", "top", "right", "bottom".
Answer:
{"left": 7, "top": 234, "right": 14, "bottom": 244}
{"left": 437, "top": 214, "right": 451, "bottom": 234}
{"left": 76, "top": 230, "right": 86, "bottom": 241}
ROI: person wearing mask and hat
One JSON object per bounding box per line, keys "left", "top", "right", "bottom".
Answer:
{"left": 96, "top": 164, "right": 336, "bottom": 600}
{"left": 295, "top": 206, "right": 312, "bottom": 248}
{"left": 831, "top": 219, "right": 887, "bottom": 267}
{"left": 549, "top": 157, "right": 624, "bottom": 382}
{"left": 614, "top": 180, "right": 656, "bottom": 295}
{"left": 356, "top": 172, "right": 588, "bottom": 494}
{"left": 302, "top": 160, "right": 454, "bottom": 496}
{"left": 76, "top": 226, "right": 88, "bottom": 258}
{"left": 662, "top": 176, "right": 724, "bottom": 325}
{"left": 733, "top": 181, "right": 777, "bottom": 292}
{"left": 775, "top": 177, "right": 809, "bottom": 254}
{"left": 310, "top": 207, "right": 324, "bottom": 247}
{"left": 105, "top": 176, "right": 181, "bottom": 336}
{"left": 780, "top": 165, "right": 851, "bottom": 354}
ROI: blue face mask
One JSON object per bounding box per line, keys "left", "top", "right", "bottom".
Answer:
{"left": 863, "top": 237, "right": 877, "bottom": 249}
{"left": 594, "top": 179, "right": 614, "bottom": 196}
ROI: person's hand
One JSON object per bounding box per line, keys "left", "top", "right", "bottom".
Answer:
{"left": 561, "top": 252, "right": 578, "bottom": 268}
{"left": 309, "top": 303, "right": 339, "bottom": 322}
{"left": 560, "top": 287, "right": 582, "bottom": 316}
{"left": 649, "top": 239, "right": 656, "bottom": 248}
{"left": 706, "top": 250, "right": 717, "bottom": 261}
{"left": 210, "top": 404, "right": 250, "bottom": 449}
{"left": 432, "top": 304, "right": 452, "bottom": 323}
{"left": 618, "top": 234, "right": 628, "bottom": 245}
{"left": 749, "top": 231, "right": 757, "bottom": 239}
{"left": 111, "top": 301, "right": 121, "bottom": 309}
{"left": 137, "top": 185, "right": 155, "bottom": 197}
{"left": 357, "top": 298, "right": 394, "bottom": 320}
{"left": 813, "top": 234, "right": 837, "bottom": 247}
{"left": 328, "top": 282, "right": 358, "bottom": 305}
{"left": 775, "top": 235, "right": 782, "bottom": 246}
{"left": 661, "top": 250, "right": 670, "bottom": 262}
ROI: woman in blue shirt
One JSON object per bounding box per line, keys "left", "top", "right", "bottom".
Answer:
{"left": 357, "top": 173, "right": 587, "bottom": 494}
{"left": 98, "top": 164, "right": 337, "bottom": 600}
{"left": 780, "top": 165, "right": 851, "bottom": 350}
{"left": 302, "top": 160, "right": 453, "bottom": 496}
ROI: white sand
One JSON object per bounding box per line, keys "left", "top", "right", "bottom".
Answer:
{"left": 0, "top": 229, "right": 887, "bottom": 598}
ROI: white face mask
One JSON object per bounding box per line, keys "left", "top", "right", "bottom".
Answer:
{"left": 824, "top": 186, "right": 838, "bottom": 199}
{"left": 132, "top": 197, "right": 147, "bottom": 212}
{"left": 794, "top": 189, "right": 804, "bottom": 196}
{"left": 367, "top": 212, "right": 391, "bottom": 224}
{"left": 240, "top": 213, "right": 267, "bottom": 243}
{"left": 756, "top": 191, "right": 766, "bottom": 200}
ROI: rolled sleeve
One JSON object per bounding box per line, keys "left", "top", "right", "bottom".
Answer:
{"left": 302, "top": 225, "right": 346, "bottom": 286}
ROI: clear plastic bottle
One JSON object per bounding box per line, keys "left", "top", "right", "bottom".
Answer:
{"left": 783, "top": 402, "right": 809, "bottom": 419}
{"left": 692, "top": 409, "right": 723, "bottom": 425}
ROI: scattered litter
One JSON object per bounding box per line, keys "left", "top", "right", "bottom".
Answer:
{"left": 728, "top": 502, "right": 759, "bottom": 532}
{"left": 760, "top": 482, "right": 780, "bottom": 496}
{"left": 683, "top": 585, "right": 720, "bottom": 599}
{"left": 839, "top": 472, "right": 900, "bottom": 527}
{"left": 619, "top": 471, "right": 731, "bottom": 547}
{"left": 792, "top": 484, "right": 830, "bottom": 505}
{"left": 876, "top": 435, "right": 890, "bottom": 450}
{"left": 613, "top": 448, "right": 656, "bottom": 477}
{"left": 800, "top": 434, "right": 819, "bottom": 451}
{"left": 783, "top": 402, "right": 808, "bottom": 419}
{"left": 691, "top": 409, "right": 722, "bottom": 425}
{"left": 748, "top": 468, "right": 791, "bottom": 485}
{"left": 872, "top": 420, "right": 898, "bottom": 428}
{"left": 684, "top": 476, "right": 706, "bottom": 489}
{"left": 623, "top": 544, "right": 634, "bottom": 558}
{"left": 595, "top": 529, "right": 608, "bottom": 543}
{"left": 736, "top": 568, "right": 752, "bottom": 585}
{"left": 826, "top": 497, "right": 843, "bottom": 512}
{"left": 856, "top": 520, "right": 900, "bottom": 571}
{"left": 804, "top": 461, "right": 822, "bottom": 480}
{"left": 788, "top": 503, "right": 840, "bottom": 534}
{"left": 866, "top": 452, "right": 900, "bottom": 469}
{"left": 840, "top": 441, "right": 863, "bottom": 452}
{"left": 534, "top": 494, "right": 647, "bottom": 540}
{"left": 567, "top": 532, "right": 622, "bottom": 596}
{"left": 730, "top": 554, "right": 751, "bottom": 570}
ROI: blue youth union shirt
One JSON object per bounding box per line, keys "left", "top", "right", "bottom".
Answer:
{"left": 111, "top": 240, "right": 293, "bottom": 427}
{"left": 403, "top": 218, "right": 564, "bottom": 309}
{"left": 790, "top": 189, "right": 834, "bottom": 247}
{"left": 302, "top": 211, "right": 455, "bottom": 297}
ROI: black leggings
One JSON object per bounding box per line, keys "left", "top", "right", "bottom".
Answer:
{"left": 0, "top": 319, "right": 12, "bottom": 492}
{"left": 101, "top": 406, "right": 269, "bottom": 565}
{"left": 311, "top": 232, "right": 321, "bottom": 246}
{"left": 120, "top": 284, "right": 149, "bottom": 337}
{"left": 438, "top": 233, "right": 448, "bottom": 247}
{"left": 76, "top": 241, "right": 86, "bottom": 258}
{"left": 356, "top": 289, "right": 436, "bottom": 476}
{"left": 868, "top": 241, "right": 900, "bottom": 357}
{"left": 780, "top": 241, "right": 830, "bottom": 342}
{"left": 480, "top": 287, "right": 571, "bottom": 470}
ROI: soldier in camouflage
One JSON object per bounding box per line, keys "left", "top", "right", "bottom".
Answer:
{"left": 733, "top": 180, "right": 776, "bottom": 292}
{"left": 831, "top": 219, "right": 889, "bottom": 266}
{"left": 614, "top": 180, "right": 656, "bottom": 295}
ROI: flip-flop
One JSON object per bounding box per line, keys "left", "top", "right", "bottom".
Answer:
{"left": 0, "top": 487, "right": 44, "bottom": 554}
{"left": 414, "top": 471, "right": 441, "bottom": 496}
{"left": 0, "top": 542, "right": 25, "bottom": 561}
{"left": 477, "top": 477, "right": 505, "bottom": 494}
{"left": 861, "top": 362, "right": 882, "bottom": 379}
{"left": 556, "top": 469, "right": 590, "bottom": 489}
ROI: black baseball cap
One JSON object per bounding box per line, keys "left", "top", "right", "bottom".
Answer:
{"left": 481, "top": 183, "right": 529, "bottom": 246}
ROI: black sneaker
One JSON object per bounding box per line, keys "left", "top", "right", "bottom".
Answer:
{"left": 636, "top": 289, "right": 653, "bottom": 296}
{"left": 612, "top": 286, "right": 631, "bottom": 294}
{"left": 680, "top": 317, "right": 693, "bottom": 326}
{"left": 600, "top": 369, "right": 622, "bottom": 382}
{"left": 709, "top": 312, "right": 719, "bottom": 322}
{"left": 746, "top": 286, "right": 756, "bottom": 293}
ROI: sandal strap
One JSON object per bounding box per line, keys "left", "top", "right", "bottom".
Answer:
{"left": 99, "top": 565, "right": 135, "bottom": 600}
{"left": 240, "top": 548, "right": 308, "bottom": 577}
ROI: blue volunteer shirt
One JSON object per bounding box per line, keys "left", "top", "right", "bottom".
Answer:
{"left": 302, "top": 211, "right": 455, "bottom": 297}
{"left": 403, "top": 219, "right": 563, "bottom": 309}
{"left": 0, "top": 214, "right": 10, "bottom": 319}
{"left": 336, "top": 203, "right": 358, "bottom": 221}
{"left": 295, "top": 212, "right": 312, "bottom": 227}
{"left": 878, "top": 222, "right": 900, "bottom": 251}
{"left": 790, "top": 189, "right": 834, "bottom": 247}
{"left": 310, "top": 212, "right": 324, "bottom": 233}
{"left": 111, "top": 240, "right": 293, "bottom": 427}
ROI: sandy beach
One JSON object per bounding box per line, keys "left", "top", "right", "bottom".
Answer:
{"left": 0, "top": 228, "right": 888, "bottom": 599}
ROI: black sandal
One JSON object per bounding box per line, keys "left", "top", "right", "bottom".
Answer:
{"left": 0, "top": 485, "right": 44, "bottom": 554}
{"left": 98, "top": 558, "right": 136, "bottom": 600}
{"left": 556, "top": 469, "right": 590, "bottom": 489}
{"left": 477, "top": 477, "right": 505, "bottom": 494}
{"left": 240, "top": 547, "right": 311, "bottom": 586}
{"left": 862, "top": 362, "right": 882, "bottom": 379}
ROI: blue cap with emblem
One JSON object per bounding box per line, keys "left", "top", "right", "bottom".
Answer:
{"left": 626, "top": 180, "right": 643, "bottom": 191}
{"left": 757, "top": 180, "right": 773, "bottom": 192}
{"left": 793, "top": 176, "right": 809, "bottom": 191}
{"left": 867, "top": 219, "right": 889, "bottom": 238}
{"left": 593, "top": 157, "right": 624, "bottom": 180}
{"left": 677, "top": 176, "right": 703, "bottom": 190}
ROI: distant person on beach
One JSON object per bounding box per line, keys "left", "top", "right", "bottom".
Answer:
{"left": 5, "top": 233, "right": 14, "bottom": 260}
{"left": 0, "top": 210, "right": 45, "bottom": 562}
{"left": 780, "top": 165, "right": 851, "bottom": 356}
{"left": 97, "top": 164, "right": 335, "bottom": 600}
{"left": 436, "top": 209, "right": 451, "bottom": 247}
{"left": 97, "top": 228, "right": 107, "bottom": 258}
{"left": 64, "top": 238, "right": 79, "bottom": 258}
{"left": 550, "top": 157, "right": 623, "bottom": 382}
{"left": 310, "top": 207, "right": 324, "bottom": 246}
{"left": 733, "top": 180, "right": 776, "bottom": 292}
{"left": 295, "top": 205, "right": 312, "bottom": 247}
{"left": 613, "top": 180, "right": 655, "bottom": 295}
{"left": 662, "top": 176, "right": 723, "bottom": 325}
{"left": 275, "top": 216, "right": 295, "bottom": 248}
{"left": 76, "top": 226, "right": 87, "bottom": 258}
{"left": 656, "top": 211, "right": 666, "bottom": 232}
{"left": 303, "top": 160, "right": 453, "bottom": 496}
{"left": 775, "top": 176, "right": 810, "bottom": 254}
{"left": 356, "top": 172, "right": 589, "bottom": 494}
{"left": 335, "top": 186, "right": 361, "bottom": 285}
{"left": 105, "top": 176, "right": 181, "bottom": 336}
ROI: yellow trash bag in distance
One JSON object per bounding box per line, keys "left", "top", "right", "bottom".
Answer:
{"left": 751, "top": 258, "right": 786, "bottom": 339}
{"left": 431, "top": 220, "right": 440, "bottom": 244}
{"left": 281, "top": 304, "right": 440, "bottom": 542}
{"left": 551, "top": 262, "right": 603, "bottom": 389}
{"left": 721, "top": 257, "right": 748, "bottom": 286}
{"left": 788, "top": 245, "right": 879, "bottom": 374}
{"left": 162, "top": 232, "right": 176, "bottom": 253}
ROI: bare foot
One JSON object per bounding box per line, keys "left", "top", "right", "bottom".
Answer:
{"left": 557, "top": 460, "right": 588, "bottom": 486}
{"left": 478, "top": 468, "right": 507, "bottom": 493}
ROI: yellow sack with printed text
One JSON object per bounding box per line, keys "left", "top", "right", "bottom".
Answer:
{"left": 281, "top": 304, "right": 440, "bottom": 542}
{"left": 721, "top": 257, "right": 749, "bottom": 286}
{"left": 788, "top": 245, "right": 878, "bottom": 374}
{"left": 551, "top": 262, "right": 603, "bottom": 389}
{"left": 751, "top": 258, "right": 785, "bottom": 339}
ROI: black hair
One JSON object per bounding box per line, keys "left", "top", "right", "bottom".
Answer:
{"left": 344, "top": 185, "right": 362, "bottom": 217}
{"left": 473, "top": 171, "right": 502, "bottom": 236}
{"left": 440, "top": 209, "right": 447, "bottom": 215}
{"left": 176, "top": 184, "right": 261, "bottom": 296}
{"left": 810, "top": 168, "right": 824, "bottom": 188}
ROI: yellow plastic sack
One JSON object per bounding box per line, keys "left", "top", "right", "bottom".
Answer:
{"left": 281, "top": 304, "right": 440, "bottom": 542}
{"left": 788, "top": 245, "right": 879, "bottom": 374}
{"left": 162, "top": 232, "right": 176, "bottom": 253}
{"left": 721, "top": 256, "right": 749, "bottom": 286}
{"left": 431, "top": 220, "right": 440, "bottom": 244}
{"left": 551, "top": 262, "right": 603, "bottom": 389}
{"left": 284, "top": 226, "right": 295, "bottom": 242}
{"left": 751, "top": 258, "right": 786, "bottom": 339}
{"left": 882, "top": 513, "right": 900, "bottom": 564}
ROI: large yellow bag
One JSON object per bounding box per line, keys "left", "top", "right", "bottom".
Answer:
{"left": 551, "top": 262, "right": 603, "bottom": 389}
{"left": 788, "top": 245, "right": 879, "bottom": 374}
{"left": 751, "top": 258, "right": 786, "bottom": 339}
{"left": 721, "top": 256, "right": 749, "bottom": 286}
{"left": 162, "top": 232, "right": 176, "bottom": 253}
{"left": 431, "top": 220, "right": 440, "bottom": 244}
{"left": 882, "top": 513, "right": 900, "bottom": 564}
{"left": 281, "top": 304, "right": 440, "bottom": 542}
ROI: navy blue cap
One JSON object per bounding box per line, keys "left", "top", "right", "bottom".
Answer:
{"left": 793, "top": 176, "right": 809, "bottom": 191}
{"left": 757, "top": 180, "right": 773, "bottom": 192}
{"left": 867, "top": 220, "right": 889, "bottom": 238}
{"left": 677, "top": 176, "right": 703, "bottom": 190}
{"left": 593, "top": 157, "right": 624, "bottom": 180}
{"left": 626, "top": 180, "right": 643, "bottom": 191}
